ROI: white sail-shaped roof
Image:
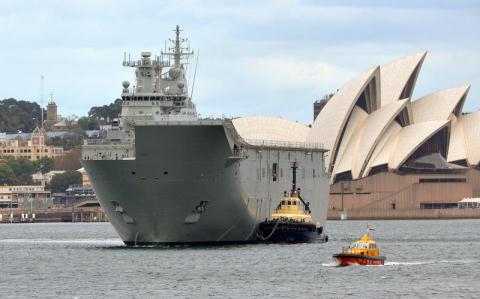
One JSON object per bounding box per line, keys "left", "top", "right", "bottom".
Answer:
{"left": 352, "top": 99, "right": 411, "bottom": 178}
{"left": 331, "top": 107, "right": 368, "bottom": 178}
{"left": 308, "top": 66, "right": 380, "bottom": 170}
{"left": 458, "top": 112, "right": 480, "bottom": 166}
{"left": 447, "top": 115, "right": 468, "bottom": 164}
{"left": 332, "top": 106, "right": 368, "bottom": 175}
{"left": 232, "top": 116, "right": 309, "bottom": 143}
{"left": 380, "top": 51, "right": 427, "bottom": 106}
{"left": 332, "top": 99, "right": 411, "bottom": 180}
{"left": 363, "top": 121, "right": 402, "bottom": 176}
{"left": 412, "top": 85, "right": 470, "bottom": 123}
{"left": 307, "top": 50, "right": 478, "bottom": 181}
{"left": 390, "top": 120, "right": 450, "bottom": 169}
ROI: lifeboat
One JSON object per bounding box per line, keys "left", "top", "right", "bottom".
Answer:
{"left": 257, "top": 162, "right": 328, "bottom": 243}
{"left": 333, "top": 230, "right": 385, "bottom": 266}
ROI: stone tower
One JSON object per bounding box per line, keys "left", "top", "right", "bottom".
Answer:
{"left": 47, "top": 99, "right": 57, "bottom": 122}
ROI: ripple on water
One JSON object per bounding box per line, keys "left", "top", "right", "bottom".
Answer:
{"left": 1, "top": 220, "right": 480, "bottom": 297}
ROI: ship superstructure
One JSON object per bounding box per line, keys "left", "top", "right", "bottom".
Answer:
{"left": 82, "top": 26, "right": 330, "bottom": 245}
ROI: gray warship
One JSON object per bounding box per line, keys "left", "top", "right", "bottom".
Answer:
{"left": 81, "top": 26, "right": 330, "bottom": 245}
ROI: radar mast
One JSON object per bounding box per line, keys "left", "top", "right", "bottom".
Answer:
{"left": 162, "top": 25, "right": 194, "bottom": 68}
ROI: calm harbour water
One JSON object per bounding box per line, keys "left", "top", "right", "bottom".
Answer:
{"left": 1, "top": 220, "right": 479, "bottom": 298}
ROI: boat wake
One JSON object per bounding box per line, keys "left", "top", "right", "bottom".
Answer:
{"left": 384, "top": 259, "right": 479, "bottom": 266}
{"left": 322, "top": 259, "right": 480, "bottom": 267}
{"left": 321, "top": 262, "right": 341, "bottom": 267}
{"left": 384, "top": 261, "right": 429, "bottom": 266}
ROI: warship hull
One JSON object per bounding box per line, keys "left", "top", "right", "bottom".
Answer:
{"left": 82, "top": 123, "right": 329, "bottom": 245}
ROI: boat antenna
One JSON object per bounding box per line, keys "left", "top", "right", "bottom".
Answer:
{"left": 291, "top": 160, "right": 310, "bottom": 212}
{"left": 366, "top": 223, "right": 375, "bottom": 236}
{"left": 187, "top": 49, "right": 194, "bottom": 87}
{"left": 291, "top": 161, "right": 298, "bottom": 195}
{"left": 190, "top": 48, "right": 199, "bottom": 100}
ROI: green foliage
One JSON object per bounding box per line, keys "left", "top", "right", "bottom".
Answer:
{"left": 0, "top": 157, "right": 36, "bottom": 185}
{"left": 5, "top": 157, "right": 34, "bottom": 184}
{"left": 0, "top": 98, "right": 45, "bottom": 133}
{"left": 0, "top": 162, "right": 17, "bottom": 185}
{"left": 46, "top": 131, "right": 86, "bottom": 151}
{"left": 49, "top": 170, "right": 82, "bottom": 193}
{"left": 33, "top": 157, "right": 55, "bottom": 174}
{"left": 88, "top": 98, "right": 122, "bottom": 122}
{"left": 77, "top": 116, "right": 99, "bottom": 130}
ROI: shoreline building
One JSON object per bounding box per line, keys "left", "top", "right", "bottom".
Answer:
{"left": 0, "top": 127, "right": 64, "bottom": 161}
{"left": 0, "top": 185, "right": 51, "bottom": 208}
{"left": 32, "top": 170, "right": 66, "bottom": 186}
{"left": 309, "top": 51, "right": 480, "bottom": 219}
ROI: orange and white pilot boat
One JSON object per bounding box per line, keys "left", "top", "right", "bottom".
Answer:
{"left": 333, "top": 228, "right": 385, "bottom": 266}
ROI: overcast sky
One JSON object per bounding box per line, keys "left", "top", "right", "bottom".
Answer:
{"left": 1, "top": 0, "right": 479, "bottom": 124}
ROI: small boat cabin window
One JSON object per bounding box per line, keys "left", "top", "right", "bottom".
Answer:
{"left": 287, "top": 201, "right": 291, "bottom": 205}
{"left": 282, "top": 200, "right": 286, "bottom": 205}
{"left": 292, "top": 201, "right": 296, "bottom": 205}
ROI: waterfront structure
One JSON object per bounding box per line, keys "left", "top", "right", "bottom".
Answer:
{"left": 0, "top": 185, "right": 51, "bottom": 208}
{"left": 81, "top": 26, "right": 330, "bottom": 245}
{"left": 458, "top": 197, "right": 480, "bottom": 209}
{"left": 51, "top": 184, "right": 96, "bottom": 206}
{"left": 76, "top": 167, "right": 91, "bottom": 187}
{"left": 0, "top": 127, "right": 64, "bottom": 161}
{"left": 308, "top": 51, "right": 480, "bottom": 219}
{"left": 32, "top": 170, "right": 66, "bottom": 186}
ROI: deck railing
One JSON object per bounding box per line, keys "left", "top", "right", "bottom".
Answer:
{"left": 243, "top": 139, "right": 325, "bottom": 151}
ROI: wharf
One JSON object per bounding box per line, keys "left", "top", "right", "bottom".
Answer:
{"left": 328, "top": 208, "right": 480, "bottom": 220}
{"left": 0, "top": 201, "right": 108, "bottom": 223}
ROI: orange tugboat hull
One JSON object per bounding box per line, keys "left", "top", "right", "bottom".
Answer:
{"left": 333, "top": 253, "right": 385, "bottom": 266}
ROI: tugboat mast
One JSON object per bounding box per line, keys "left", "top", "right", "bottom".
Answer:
{"left": 291, "top": 161, "right": 298, "bottom": 195}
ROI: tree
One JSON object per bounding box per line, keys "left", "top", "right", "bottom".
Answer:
{"left": 46, "top": 131, "right": 86, "bottom": 151}
{"left": 0, "top": 162, "right": 17, "bottom": 185}
{"left": 17, "top": 173, "right": 34, "bottom": 185}
{"left": 77, "top": 116, "right": 100, "bottom": 130}
{"left": 4, "top": 157, "right": 35, "bottom": 185}
{"left": 88, "top": 98, "right": 122, "bottom": 123}
{"left": 4, "top": 156, "right": 34, "bottom": 183}
{"left": 49, "top": 171, "right": 82, "bottom": 193}
{"left": 33, "top": 157, "right": 55, "bottom": 174}
{"left": 0, "top": 98, "right": 46, "bottom": 133}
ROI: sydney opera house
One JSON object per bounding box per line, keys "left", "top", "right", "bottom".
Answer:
{"left": 307, "top": 51, "right": 480, "bottom": 219}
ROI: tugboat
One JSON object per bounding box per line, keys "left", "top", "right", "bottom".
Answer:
{"left": 333, "top": 227, "right": 386, "bottom": 266}
{"left": 257, "top": 162, "right": 328, "bottom": 243}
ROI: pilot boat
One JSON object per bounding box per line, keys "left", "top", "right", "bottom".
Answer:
{"left": 333, "top": 229, "right": 385, "bottom": 266}
{"left": 257, "top": 162, "right": 328, "bottom": 243}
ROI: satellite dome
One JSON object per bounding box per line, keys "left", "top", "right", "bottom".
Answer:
{"left": 169, "top": 68, "right": 181, "bottom": 79}
{"left": 122, "top": 81, "right": 130, "bottom": 89}
{"left": 177, "top": 82, "right": 185, "bottom": 89}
